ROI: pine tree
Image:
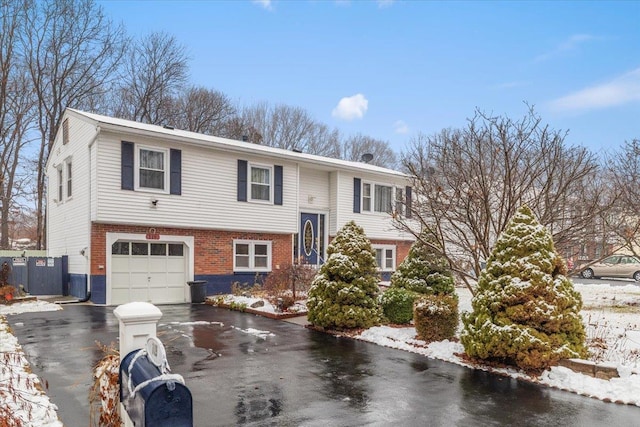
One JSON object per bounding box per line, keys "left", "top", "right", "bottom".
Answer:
{"left": 307, "top": 221, "right": 382, "bottom": 329}
{"left": 390, "top": 231, "right": 455, "bottom": 295}
{"left": 460, "top": 205, "right": 586, "bottom": 371}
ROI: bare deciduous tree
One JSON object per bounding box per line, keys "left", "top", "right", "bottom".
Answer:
{"left": 341, "top": 133, "right": 398, "bottom": 169}
{"left": 112, "top": 31, "right": 189, "bottom": 125}
{"left": 22, "top": 0, "right": 126, "bottom": 248}
{"left": 235, "top": 102, "right": 342, "bottom": 157}
{"left": 397, "top": 107, "right": 609, "bottom": 292}
{"left": 0, "top": 0, "right": 34, "bottom": 249}
{"left": 604, "top": 139, "right": 640, "bottom": 257}
{"left": 165, "top": 85, "right": 236, "bottom": 135}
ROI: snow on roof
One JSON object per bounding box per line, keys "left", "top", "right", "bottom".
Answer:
{"left": 66, "top": 108, "right": 407, "bottom": 178}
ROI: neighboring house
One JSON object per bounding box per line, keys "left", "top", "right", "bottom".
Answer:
{"left": 46, "top": 108, "right": 415, "bottom": 305}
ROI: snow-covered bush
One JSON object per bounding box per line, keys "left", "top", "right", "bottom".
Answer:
{"left": 306, "top": 221, "right": 382, "bottom": 329}
{"left": 460, "top": 205, "right": 587, "bottom": 372}
{"left": 389, "top": 231, "right": 455, "bottom": 296}
{"left": 380, "top": 287, "right": 420, "bottom": 324}
{"left": 414, "top": 294, "right": 458, "bottom": 343}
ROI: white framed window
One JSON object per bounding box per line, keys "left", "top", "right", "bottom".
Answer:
{"left": 362, "top": 182, "right": 394, "bottom": 214}
{"left": 137, "top": 146, "right": 168, "bottom": 191}
{"left": 57, "top": 167, "right": 63, "bottom": 202}
{"left": 395, "top": 187, "right": 404, "bottom": 216}
{"left": 233, "top": 240, "right": 272, "bottom": 272}
{"left": 66, "top": 160, "right": 73, "bottom": 198}
{"left": 250, "top": 164, "right": 272, "bottom": 202}
{"left": 373, "top": 244, "right": 396, "bottom": 271}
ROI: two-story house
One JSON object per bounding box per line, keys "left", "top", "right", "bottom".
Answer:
{"left": 46, "top": 108, "right": 415, "bottom": 305}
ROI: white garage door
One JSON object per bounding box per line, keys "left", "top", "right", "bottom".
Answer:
{"left": 111, "top": 241, "right": 187, "bottom": 305}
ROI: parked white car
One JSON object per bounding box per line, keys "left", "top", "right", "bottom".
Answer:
{"left": 580, "top": 255, "right": 640, "bottom": 281}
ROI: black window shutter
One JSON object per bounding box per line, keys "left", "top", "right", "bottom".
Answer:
{"left": 121, "top": 141, "right": 134, "bottom": 190}
{"left": 405, "top": 186, "right": 412, "bottom": 218}
{"left": 170, "top": 149, "right": 181, "bottom": 195}
{"left": 237, "top": 160, "right": 247, "bottom": 201}
{"left": 274, "top": 165, "right": 283, "bottom": 205}
{"left": 353, "top": 178, "right": 361, "bottom": 213}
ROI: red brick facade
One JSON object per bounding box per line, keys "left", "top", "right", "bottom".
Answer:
{"left": 90, "top": 223, "right": 293, "bottom": 275}
{"left": 91, "top": 223, "right": 413, "bottom": 277}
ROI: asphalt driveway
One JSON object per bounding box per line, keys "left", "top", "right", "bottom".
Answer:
{"left": 7, "top": 304, "right": 640, "bottom": 426}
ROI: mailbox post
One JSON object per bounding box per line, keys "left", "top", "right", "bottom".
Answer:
{"left": 114, "top": 302, "right": 163, "bottom": 361}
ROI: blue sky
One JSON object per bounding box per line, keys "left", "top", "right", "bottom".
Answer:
{"left": 98, "top": 0, "right": 640, "bottom": 155}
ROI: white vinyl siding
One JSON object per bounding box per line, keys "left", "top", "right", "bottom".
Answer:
{"left": 299, "top": 168, "right": 330, "bottom": 210}
{"left": 93, "top": 130, "right": 298, "bottom": 234}
{"left": 46, "top": 113, "right": 94, "bottom": 276}
{"left": 336, "top": 171, "right": 413, "bottom": 240}
{"left": 233, "top": 240, "right": 271, "bottom": 272}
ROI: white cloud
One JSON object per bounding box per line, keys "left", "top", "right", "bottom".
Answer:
{"left": 377, "top": 0, "right": 396, "bottom": 8}
{"left": 394, "top": 120, "right": 409, "bottom": 134}
{"left": 549, "top": 68, "right": 640, "bottom": 113}
{"left": 332, "top": 94, "right": 368, "bottom": 121}
{"left": 252, "top": 0, "right": 272, "bottom": 10}
{"left": 535, "top": 34, "right": 598, "bottom": 63}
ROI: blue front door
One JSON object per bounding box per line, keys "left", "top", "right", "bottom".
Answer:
{"left": 300, "top": 213, "right": 325, "bottom": 266}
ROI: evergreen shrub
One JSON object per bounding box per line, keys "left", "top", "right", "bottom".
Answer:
{"left": 414, "top": 294, "right": 459, "bottom": 343}
{"left": 380, "top": 287, "right": 420, "bottom": 324}
{"left": 306, "top": 221, "right": 382, "bottom": 329}
{"left": 460, "top": 205, "right": 587, "bottom": 372}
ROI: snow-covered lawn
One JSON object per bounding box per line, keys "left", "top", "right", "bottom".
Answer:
{"left": 2, "top": 280, "right": 640, "bottom": 425}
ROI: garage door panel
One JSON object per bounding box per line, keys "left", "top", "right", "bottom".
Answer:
{"left": 112, "top": 272, "right": 131, "bottom": 289}
{"left": 130, "top": 260, "right": 149, "bottom": 273}
{"left": 167, "top": 258, "right": 185, "bottom": 272}
{"left": 111, "top": 289, "right": 130, "bottom": 306}
{"left": 130, "top": 287, "right": 149, "bottom": 302}
{"left": 166, "top": 288, "right": 185, "bottom": 302}
{"left": 110, "top": 241, "right": 187, "bottom": 305}
{"left": 149, "top": 258, "right": 167, "bottom": 270}
{"left": 112, "top": 257, "right": 130, "bottom": 270}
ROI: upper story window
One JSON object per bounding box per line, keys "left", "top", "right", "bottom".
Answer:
{"left": 57, "top": 167, "right": 63, "bottom": 202}
{"left": 138, "top": 147, "right": 167, "bottom": 191}
{"left": 250, "top": 164, "right": 272, "bottom": 202}
{"left": 395, "top": 187, "right": 404, "bottom": 216}
{"left": 373, "top": 244, "right": 396, "bottom": 271}
{"left": 362, "top": 181, "right": 393, "bottom": 213}
{"left": 362, "top": 183, "right": 372, "bottom": 211}
{"left": 374, "top": 184, "right": 393, "bottom": 213}
{"left": 233, "top": 240, "right": 272, "bottom": 272}
{"left": 66, "top": 161, "right": 73, "bottom": 198}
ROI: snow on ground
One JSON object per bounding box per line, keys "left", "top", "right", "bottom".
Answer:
{"left": 0, "top": 302, "right": 63, "bottom": 427}
{"left": 2, "top": 280, "right": 640, "bottom": 426}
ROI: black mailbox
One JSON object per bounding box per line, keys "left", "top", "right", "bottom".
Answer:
{"left": 120, "top": 338, "right": 193, "bottom": 427}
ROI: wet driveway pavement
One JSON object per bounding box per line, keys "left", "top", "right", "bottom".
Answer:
{"left": 7, "top": 304, "right": 640, "bottom": 426}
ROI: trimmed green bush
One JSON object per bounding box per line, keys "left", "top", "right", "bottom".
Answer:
{"left": 380, "top": 287, "right": 420, "bottom": 324}
{"left": 390, "top": 231, "right": 455, "bottom": 296}
{"left": 306, "top": 221, "right": 382, "bottom": 329}
{"left": 460, "top": 205, "right": 587, "bottom": 372}
{"left": 414, "top": 294, "right": 459, "bottom": 343}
